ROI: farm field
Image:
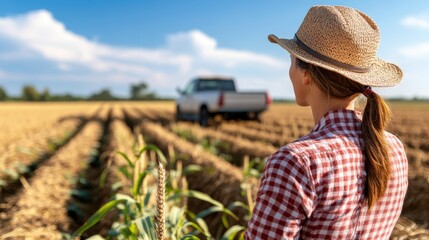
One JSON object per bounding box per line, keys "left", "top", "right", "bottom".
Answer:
{"left": 0, "top": 101, "right": 428, "bottom": 239}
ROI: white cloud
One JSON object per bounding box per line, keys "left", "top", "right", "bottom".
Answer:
{"left": 400, "top": 15, "right": 429, "bottom": 30}
{"left": 0, "top": 10, "right": 96, "bottom": 63}
{"left": 398, "top": 14, "right": 429, "bottom": 59}
{"left": 0, "top": 10, "right": 190, "bottom": 75}
{"left": 167, "top": 30, "right": 285, "bottom": 69}
{"left": 0, "top": 9, "right": 288, "bottom": 97}
{"left": 399, "top": 42, "right": 429, "bottom": 58}
{"left": 0, "top": 48, "right": 37, "bottom": 60}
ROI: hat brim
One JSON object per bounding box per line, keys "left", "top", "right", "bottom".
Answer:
{"left": 268, "top": 34, "right": 403, "bottom": 87}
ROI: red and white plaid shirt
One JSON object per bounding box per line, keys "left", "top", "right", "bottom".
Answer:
{"left": 245, "top": 110, "right": 408, "bottom": 239}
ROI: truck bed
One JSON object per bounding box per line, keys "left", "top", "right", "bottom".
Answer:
{"left": 218, "top": 92, "right": 268, "bottom": 112}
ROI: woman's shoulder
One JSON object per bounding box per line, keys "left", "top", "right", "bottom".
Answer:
{"left": 384, "top": 131, "right": 408, "bottom": 162}
{"left": 385, "top": 131, "right": 406, "bottom": 149}
{"left": 282, "top": 132, "right": 336, "bottom": 157}
{"left": 267, "top": 130, "right": 359, "bottom": 171}
{"left": 266, "top": 139, "right": 317, "bottom": 170}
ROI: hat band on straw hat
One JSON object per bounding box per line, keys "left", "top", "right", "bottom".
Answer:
{"left": 293, "top": 35, "right": 371, "bottom": 73}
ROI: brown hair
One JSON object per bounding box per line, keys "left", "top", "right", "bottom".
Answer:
{"left": 296, "top": 58, "right": 391, "bottom": 209}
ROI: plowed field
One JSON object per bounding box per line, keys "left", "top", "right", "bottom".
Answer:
{"left": 0, "top": 101, "right": 427, "bottom": 239}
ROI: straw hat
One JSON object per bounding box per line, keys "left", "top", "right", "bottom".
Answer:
{"left": 268, "top": 5, "right": 403, "bottom": 87}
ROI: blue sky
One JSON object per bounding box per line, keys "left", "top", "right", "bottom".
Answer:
{"left": 0, "top": 1, "right": 428, "bottom": 99}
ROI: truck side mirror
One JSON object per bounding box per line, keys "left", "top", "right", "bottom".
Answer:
{"left": 176, "top": 87, "right": 184, "bottom": 95}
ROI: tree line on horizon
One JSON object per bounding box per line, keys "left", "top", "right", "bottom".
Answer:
{"left": 0, "top": 82, "right": 426, "bottom": 102}
{"left": 0, "top": 81, "right": 172, "bottom": 101}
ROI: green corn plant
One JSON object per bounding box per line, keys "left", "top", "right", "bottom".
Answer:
{"left": 73, "top": 144, "right": 244, "bottom": 240}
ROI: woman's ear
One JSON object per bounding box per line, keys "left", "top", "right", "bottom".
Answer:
{"left": 301, "top": 69, "right": 311, "bottom": 86}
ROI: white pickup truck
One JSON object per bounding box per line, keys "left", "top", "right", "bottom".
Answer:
{"left": 176, "top": 77, "right": 271, "bottom": 126}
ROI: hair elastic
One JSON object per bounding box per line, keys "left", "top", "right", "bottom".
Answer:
{"left": 362, "top": 86, "right": 373, "bottom": 97}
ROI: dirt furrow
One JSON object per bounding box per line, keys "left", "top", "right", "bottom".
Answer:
{"left": 0, "top": 117, "right": 103, "bottom": 239}
{"left": 170, "top": 121, "right": 276, "bottom": 166}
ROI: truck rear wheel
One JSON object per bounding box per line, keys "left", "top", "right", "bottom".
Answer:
{"left": 199, "top": 107, "right": 209, "bottom": 127}
{"left": 176, "top": 106, "right": 182, "bottom": 122}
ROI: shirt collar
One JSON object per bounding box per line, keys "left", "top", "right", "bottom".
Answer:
{"left": 311, "top": 109, "right": 362, "bottom": 132}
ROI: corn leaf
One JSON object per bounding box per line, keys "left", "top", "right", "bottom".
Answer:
{"left": 98, "top": 167, "right": 109, "bottom": 189}
{"left": 86, "top": 235, "right": 105, "bottom": 240}
{"left": 180, "top": 235, "right": 200, "bottom": 240}
{"left": 143, "top": 187, "right": 154, "bottom": 207}
{"left": 227, "top": 201, "right": 249, "bottom": 212}
{"left": 133, "top": 171, "right": 148, "bottom": 197}
{"left": 72, "top": 199, "right": 127, "bottom": 237}
{"left": 196, "top": 205, "right": 223, "bottom": 219}
{"left": 136, "top": 145, "right": 168, "bottom": 166}
{"left": 182, "top": 165, "right": 202, "bottom": 175}
{"left": 117, "top": 151, "right": 135, "bottom": 168}
{"left": 168, "top": 190, "right": 237, "bottom": 220}
{"left": 135, "top": 216, "right": 156, "bottom": 240}
{"left": 194, "top": 218, "right": 211, "bottom": 237}
{"left": 168, "top": 206, "right": 184, "bottom": 226}
{"left": 118, "top": 165, "right": 131, "bottom": 180}
{"left": 220, "top": 225, "right": 246, "bottom": 240}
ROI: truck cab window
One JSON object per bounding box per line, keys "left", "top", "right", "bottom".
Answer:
{"left": 219, "top": 81, "right": 235, "bottom": 91}
{"left": 197, "top": 80, "right": 236, "bottom": 92}
{"left": 183, "top": 80, "right": 196, "bottom": 95}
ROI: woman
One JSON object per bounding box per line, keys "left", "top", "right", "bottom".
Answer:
{"left": 245, "top": 6, "right": 408, "bottom": 239}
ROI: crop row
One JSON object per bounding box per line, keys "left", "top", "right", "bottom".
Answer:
{"left": 0, "top": 106, "right": 108, "bottom": 239}
{"left": 0, "top": 103, "right": 99, "bottom": 147}
{"left": 0, "top": 111, "right": 94, "bottom": 198}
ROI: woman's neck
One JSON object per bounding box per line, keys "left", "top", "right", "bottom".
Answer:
{"left": 308, "top": 91, "right": 356, "bottom": 125}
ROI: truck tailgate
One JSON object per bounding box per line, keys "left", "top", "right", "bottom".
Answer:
{"left": 221, "top": 92, "right": 267, "bottom": 112}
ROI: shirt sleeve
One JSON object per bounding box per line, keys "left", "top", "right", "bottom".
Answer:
{"left": 245, "top": 148, "right": 315, "bottom": 240}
